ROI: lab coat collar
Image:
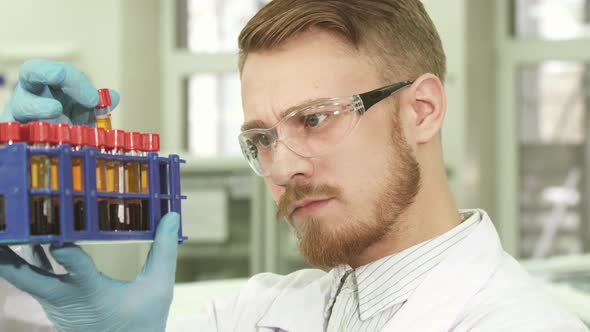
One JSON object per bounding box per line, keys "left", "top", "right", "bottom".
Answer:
{"left": 256, "top": 210, "right": 502, "bottom": 332}
{"left": 256, "top": 271, "right": 331, "bottom": 332}
{"left": 382, "top": 209, "right": 503, "bottom": 331}
{"left": 355, "top": 210, "right": 480, "bottom": 321}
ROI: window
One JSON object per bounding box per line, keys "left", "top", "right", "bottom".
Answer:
{"left": 178, "top": 0, "right": 269, "bottom": 52}
{"left": 161, "top": 0, "right": 282, "bottom": 280}
{"left": 163, "top": 0, "right": 271, "bottom": 159}
{"left": 185, "top": 73, "right": 242, "bottom": 157}
{"left": 496, "top": 0, "right": 590, "bottom": 258}
{"left": 518, "top": 62, "right": 589, "bottom": 258}
{"left": 514, "top": 0, "right": 590, "bottom": 40}
{"left": 518, "top": 62, "right": 587, "bottom": 144}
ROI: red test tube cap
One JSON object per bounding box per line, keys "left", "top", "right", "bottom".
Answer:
{"left": 49, "top": 123, "right": 71, "bottom": 145}
{"left": 141, "top": 133, "right": 160, "bottom": 152}
{"left": 27, "top": 121, "right": 51, "bottom": 143}
{"left": 4, "top": 122, "right": 23, "bottom": 142}
{"left": 105, "top": 129, "right": 126, "bottom": 150}
{"left": 0, "top": 122, "right": 8, "bottom": 143}
{"left": 124, "top": 131, "right": 142, "bottom": 151}
{"left": 0, "top": 122, "right": 23, "bottom": 143}
{"left": 96, "top": 89, "right": 112, "bottom": 108}
{"left": 85, "top": 127, "right": 106, "bottom": 148}
{"left": 70, "top": 125, "right": 88, "bottom": 146}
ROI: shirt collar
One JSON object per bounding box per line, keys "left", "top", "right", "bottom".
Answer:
{"left": 325, "top": 209, "right": 482, "bottom": 321}
{"left": 323, "top": 265, "right": 353, "bottom": 320}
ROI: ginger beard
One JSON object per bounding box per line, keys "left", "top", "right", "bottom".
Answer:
{"left": 275, "top": 109, "right": 421, "bottom": 268}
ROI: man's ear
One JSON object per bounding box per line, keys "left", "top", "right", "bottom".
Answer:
{"left": 407, "top": 73, "right": 446, "bottom": 144}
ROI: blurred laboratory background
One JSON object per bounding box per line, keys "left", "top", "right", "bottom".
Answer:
{"left": 1, "top": 0, "right": 590, "bottom": 325}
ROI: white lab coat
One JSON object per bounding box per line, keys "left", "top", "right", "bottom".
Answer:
{"left": 194, "top": 210, "right": 588, "bottom": 332}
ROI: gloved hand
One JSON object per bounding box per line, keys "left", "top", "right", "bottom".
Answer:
{"left": 0, "top": 212, "right": 180, "bottom": 332}
{"left": 0, "top": 59, "right": 120, "bottom": 125}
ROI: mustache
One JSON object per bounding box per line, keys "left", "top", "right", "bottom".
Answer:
{"left": 275, "top": 183, "right": 341, "bottom": 220}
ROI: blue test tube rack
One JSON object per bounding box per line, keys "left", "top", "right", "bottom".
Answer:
{"left": 0, "top": 142, "right": 187, "bottom": 245}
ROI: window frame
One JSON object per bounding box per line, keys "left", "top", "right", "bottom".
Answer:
{"left": 160, "top": 0, "right": 248, "bottom": 170}
{"left": 495, "top": 0, "right": 590, "bottom": 256}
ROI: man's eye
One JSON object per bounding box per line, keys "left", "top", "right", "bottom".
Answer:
{"left": 254, "top": 134, "right": 272, "bottom": 147}
{"left": 303, "top": 112, "right": 328, "bottom": 128}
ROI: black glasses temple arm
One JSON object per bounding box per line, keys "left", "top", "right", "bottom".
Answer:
{"left": 358, "top": 80, "right": 414, "bottom": 111}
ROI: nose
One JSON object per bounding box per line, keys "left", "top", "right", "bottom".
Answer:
{"left": 268, "top": 140, "right": 314, "bottom": 186}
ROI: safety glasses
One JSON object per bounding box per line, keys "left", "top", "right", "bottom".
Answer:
{"left": 238, "top": 80, "right": 414, "bottom": 176}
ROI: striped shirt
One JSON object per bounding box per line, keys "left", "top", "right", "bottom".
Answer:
{"left": 324, "top": 210, "right": 481, "bottom": 332}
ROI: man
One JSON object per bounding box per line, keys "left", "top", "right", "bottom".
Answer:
{"left": 0, "top": 0, "right": 587, "bottom": 331}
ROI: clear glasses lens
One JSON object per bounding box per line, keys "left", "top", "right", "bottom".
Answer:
{"left": 239, "top": 97, "right": 360, "bottom": 176}
{"left": 239, "top": 131, "right": 274, "bottom": 176}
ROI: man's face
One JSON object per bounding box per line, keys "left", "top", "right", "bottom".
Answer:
{"left": 240, "top": 29, "right": 421, "bottom": 268}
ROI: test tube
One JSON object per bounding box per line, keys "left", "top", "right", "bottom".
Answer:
{"left": 124, "top": 132, "right": 142, "bottom": 230}
{"left": 48, "top": 123, "right": 71, "bottom": 233}
{"left": 86, "top": 126, "right": 109, "bottom": 230}
{"left": 0, "top": 122, "right": 24, "bottom": 232}
{"left": 105, "top": 129, "right": 126, "bottom": 231}
{"left": 70, "top": 126, "right": 87, "bottom": 192}
{"left": 95, "top": 89, "right": 113, "bottom": 130}
{"left": 70, "top": 125, "right": 87, "bottom": 231}
{"left": 86, "top": 127, "right": 107, "bottom": 191}
{"left": 140, "top": 133, "right": 159, "bottom": 193}
{"left": 140, "top": 133, "right": 159, "bottom": 231}
{"left": 27, "top": 122, "right": 55, "bottom": 235}
{"left": 49, "top": 123, "right": 71, "bottom": 190}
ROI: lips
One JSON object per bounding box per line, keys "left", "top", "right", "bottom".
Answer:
{"left": 288, "top": 198, "right": 333, "bottom": 217}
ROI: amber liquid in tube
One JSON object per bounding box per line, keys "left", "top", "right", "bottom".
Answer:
{"left": 72, "top": 157, "right": 85, "bottom": 230}
{"left": 139, "top": 163, "right": 149, "bottom": 231}
{"left": 125, "top": 163, "right": 141, "bottom": 193}
{"left": 141, "top": 164, "right": 149, "bottom": 193}
{"left": 106, "top": 159, "right": 125, "bottom": 230}
{"left": 97, "top": 159, "right": 107, "bottom": 192}
{"left": 105, "top": 161, "right": 121, "bottom": 192}
{"left": 30, "top": 155, "right": 49, "bottom": 189}
{"left": 50, "top": 158, "right": 61, "bottom": 232}
{"left": 96, "top": 116, "right": 112, "bottom": 130}
{"left": 50, "top": 159, "right": 59, "bottom": 190}
{"left": 125, "top": 159, "right": 141, "bottom": 230}
{"left": 97, "top": 165, "right": 109, "bottom": 231}
{"left": 97, "top": 156, "right": 110, "bottom": 231}
{"left": 72, "top": 159, "right": 84, "bottom": 191}
{"left": 30, "top": 154, "right": 54, "bottom": 234}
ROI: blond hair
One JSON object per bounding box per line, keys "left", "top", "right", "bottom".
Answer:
{"left": 238, "top": 0, "right": 446, "bottom": 84}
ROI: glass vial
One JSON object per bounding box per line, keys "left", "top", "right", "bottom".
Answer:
{"left": 86, "top": 126, "right": 109, "bottom": 230}
{"left": 140, "top": 133, "right": 160, "bottom": 231}
{"left": 95, "top": 89, "right": 113, "bottom": 130}
{"left": 105, "top": 129, "right": 126, "bottom": 231}
{"left": 70, "top": 125, "right": 87, "bottom": 231}
{"left": 124, "top": 132, "right": 142, "bottom": 231}
{"left": 27, "top": 122, "right": 56, "bottom": 235}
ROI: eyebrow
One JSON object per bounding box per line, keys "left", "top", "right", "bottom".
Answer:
{"left": 240, "top": 98, "right": 320, "bottom": 132}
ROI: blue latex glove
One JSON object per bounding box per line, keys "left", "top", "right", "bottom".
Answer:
{"left": 0, "top": 212, "right": 180, "bottom": 332}
{"left": 0, "top": 59, "right": 120, "bottom": 125}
